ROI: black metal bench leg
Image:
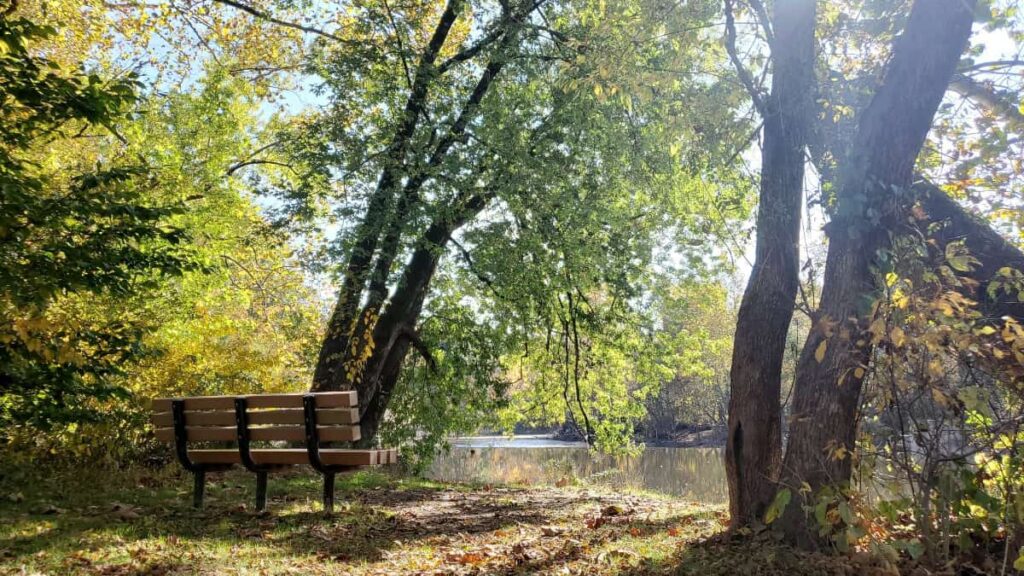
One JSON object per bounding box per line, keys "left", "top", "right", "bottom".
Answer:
{"left": 323, "top": 473, "right": 335, "bottom": 514}
{"left": 193, "top": 470, "right": 205, "bottom": 509}
{"left": 255, "top": 472, "right": 268, "bottom": 512}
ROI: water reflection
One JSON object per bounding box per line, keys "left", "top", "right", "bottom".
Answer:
{"left": 427, "top": 437, "right": 727, "bottom": 503}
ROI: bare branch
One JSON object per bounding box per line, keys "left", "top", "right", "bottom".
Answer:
{"left": 226, "top": 159, "right": 294, "bottom": 175}
{"left": 746, "top": 0, "right": 774, "bottom": 47}
{"left": 948, "top": 73, "right": 1024, "bottom": 129}
{"left": 960, "top": 59, "right": 1024, "bottom": 73}
{"left": 382, "top": 0, "right": 414, "bottom": 90}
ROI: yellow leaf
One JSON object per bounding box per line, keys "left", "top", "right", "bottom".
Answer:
{"left": 868, "top": 318, "right": 886, "bottom": 345}
{"left": 853, "top": 367, "right": 865, "bottom": 379}
{"left": 890, "top": 326, "right": 906, "bottom": 348}
{"left": 815, "top": 340, "right": 828, "bottom": 363}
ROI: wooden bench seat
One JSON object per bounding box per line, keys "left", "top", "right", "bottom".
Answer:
{"left": 188, "top": 448, "right": 398, "bottom": 466}
{"left": 151, "top": 391, "right": 397, "bottom": 513}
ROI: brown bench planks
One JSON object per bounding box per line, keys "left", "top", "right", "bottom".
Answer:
{"left": 150, "top": 408, "right": 359, "bottom": 428}
{"left": 154, "top": 425, "right": 361, "bottom": 443}
{"left": 151, "top": 391, "right": 357, "bottom": 412}
{"left": 188, "top": 448, "right": 391, "bottom": 467}
{"left": 151, "top": 391, "right": 396, "bottom": 513}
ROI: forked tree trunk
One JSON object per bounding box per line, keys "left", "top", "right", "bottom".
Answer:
{"left": 311, "top": 2, "right": 527, "bottom": 436}
{"left": 777, "top": 0, "right": 975, "bottom": 545}
{"left": 311, "top": 0, "right": 464, "bottom": 393}
{"left": 349, "top": 194, "right": 491, "bottom": 442}
{"left": 333, "top": 51, "right": 512, "bottom": 392}
{"left": 725, "top": 0, "right": 815, "bottom": 527}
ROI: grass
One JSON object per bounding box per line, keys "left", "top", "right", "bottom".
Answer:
{"left": 0, "top": 462, "right": 851, "bottom": 575}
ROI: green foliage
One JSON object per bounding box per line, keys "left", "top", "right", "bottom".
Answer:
{"left": 764, "top": 488, "right": 791, "bottom": 525}
{"left": 0, "top": 10, "right": 324, "bottom": 458}
{"left": 382, "top": 294, "right": 512, "bottom": 471}
{"left": 0, "top": 16, "right": 194, "bottom": 431}
{"left": 256, "top": 0, "right": 753, "bottom": 456}
{"left": 822, "top": 226, "right": 1024, "bottom": 563}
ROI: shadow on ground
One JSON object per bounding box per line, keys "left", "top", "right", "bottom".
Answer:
{"left": 0, "top": 465, "right": 861, "bottom": 575}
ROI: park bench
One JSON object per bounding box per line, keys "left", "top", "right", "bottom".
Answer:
{"left": 151, "top": 391, "right": 397, "bottom": 513}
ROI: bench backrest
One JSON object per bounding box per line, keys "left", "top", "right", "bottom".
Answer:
{"left": 151, "top": 392, "right": 361, "bottom": 444}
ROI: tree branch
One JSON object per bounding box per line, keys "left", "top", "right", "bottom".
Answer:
{"left": 746, "top": 0, "right": 774, "bottom": 47}
{"left": 724, "top": 0, "right": 767, "bottom": 116}
{"left": 450, "top": 236, "right": 499, "bottom": 293}
{"left": 382, "top": 0, "right": 414, "bottom": 90}
{"left": 212, "top": 0, "right": 350, "bottom": 44}
{"left": 226, "top": 159, "right": 294, "bottom": 175}
{"left": 948, "top": 73, "right": 1024, "bottom": 129}
{"left": 400, "top": 326, "right": 437, "bottom": 371}
{"left": 436, "top": 0, "right": 550, "bottom": 74}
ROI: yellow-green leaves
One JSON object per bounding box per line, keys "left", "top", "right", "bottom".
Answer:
{"left": 764, "top": 488, "right": 791, "bottom": 524}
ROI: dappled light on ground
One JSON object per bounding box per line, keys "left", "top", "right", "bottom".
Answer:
{"left": 1, "top": 467, "right": 736, "bottom": 575}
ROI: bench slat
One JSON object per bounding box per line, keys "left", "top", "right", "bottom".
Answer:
{"left": 151, "top": 392, "right": 357, "bottom": 412}
{"left": 150, "top": 408, "right": 359, "bottom": 428}
{"left": 188, "top": 448, "right": 392, "bottom": 467}
{"left": 154, "top": 425, "right": 361, "bottom": 443}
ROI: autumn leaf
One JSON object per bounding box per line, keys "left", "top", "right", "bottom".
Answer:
{"left": 889, "top": 326, "right": 906, "bottom": 348}
{"left": 815, "top": 340, "right": 828, "bottom": 363}
{"left": 764, "top": 488, "right": 791, "bottom": 524}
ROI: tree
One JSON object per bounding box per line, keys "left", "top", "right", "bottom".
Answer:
{"left": 777, "top": 0, "right": 976, "bottom": 542}
{"left": 283, "top": 0, "right": 752, "bottom": 446}
{"left": 724, "top": 0, "right": 816, "bottom": 527}
{"left": 0, "top": 1, "right": 327, "bottom": 455}
{"left": 0, "top": 16, "right": 193, "bottom": 429}
{"left": 718, "top": 0, "right": 1024, "bottom": 545}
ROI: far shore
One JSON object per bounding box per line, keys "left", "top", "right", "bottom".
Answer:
{"left": 453, "top": 427, "right": 727, "bottom": 450}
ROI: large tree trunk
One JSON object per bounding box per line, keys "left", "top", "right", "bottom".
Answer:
{"left": 335, "top": 52, "right": 512, "bottom": 391}
{"left": 351, "top": 194, "right": 492, "bottom": 442}
{"left": 777, "top": 0, "right": 975, "bottom": 545}
{"left": 311, "top": 0, "right": 464, "bottom": 392}
{"left": 725, "top": 0, "right": 815, "bottom": 527}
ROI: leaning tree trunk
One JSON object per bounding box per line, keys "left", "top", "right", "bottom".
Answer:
{"left": 311, "top": 0, "right": 464, "bottom": 393}
{"left": 725, "top": 0, "right": 815, "bottom": 527}
{"left": 350, "top": 194, "right": 492, "bottom": 442}
{"left": 333, "top": 48, "right": 513, "bottom": 394}
{"left": 776, "top": 0, "right": 975, "bottom": 546}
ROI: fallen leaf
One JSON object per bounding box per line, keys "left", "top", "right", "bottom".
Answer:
{"left": 541, "top": 525, "right": 566, "bottom": 537}
{"left": 601, "top": 505, "right": 624, "bottom": 517}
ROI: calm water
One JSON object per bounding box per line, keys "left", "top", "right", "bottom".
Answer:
{"left": 427, "top": 436, "right": 727, "bottom": 503}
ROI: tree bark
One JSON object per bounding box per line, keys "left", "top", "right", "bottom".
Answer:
{"left": 352, "top": 193, "right": 492, "bottom": 442}
{"left": 312, "top": 0, "right": 464, "bottom": 392}
{"left": 725, "top": 0, "right": 815, "bottom": 528}
{"left": 777, "top": 0, "right": 975, "bottom": 545}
